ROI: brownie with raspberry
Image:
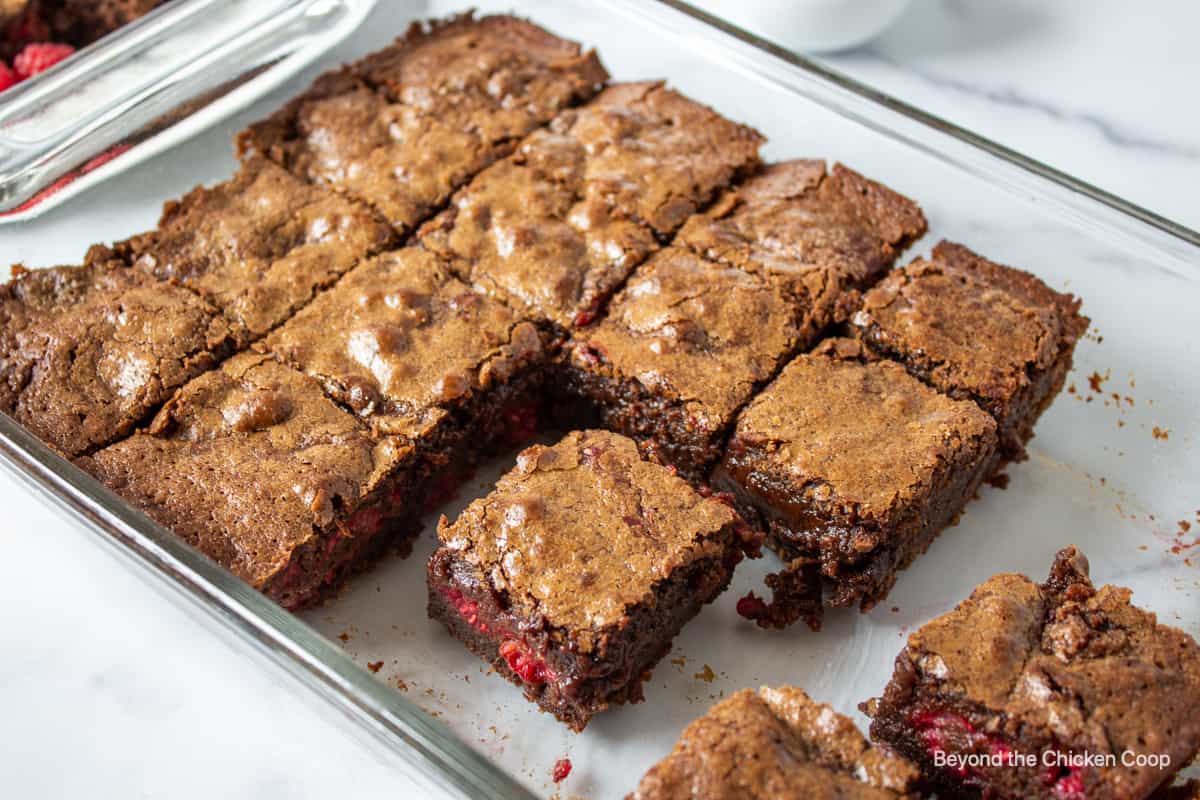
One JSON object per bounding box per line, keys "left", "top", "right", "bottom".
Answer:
{"left": 631, "top": 686, "right": 920, "bottom": 799}
{"left": 848, "top": 240, "right": 1088, "bottom": 464}
{"left": 863, "top": 546, "right": 1200, "bottom": 800}
{"left": 238, "top": 14, "right": 608, "bottom": 234}
{"left": 712, "top": 339, "right": 998, "bottom": 629}
{"left": 676, "top": 160, "right": 926, "bottom": 343}
{"left": 419, "top": 81, "right": 762, "bottom": 335}
{"left": 102, "top": 157, "right": 394, "bottom": 345}
{"left": 427, "top": 429, "right": 755, "bottom": 731}
{"left": 78, "top": 353, "right": 422, "bottom": 610}
{"left": 261, "top": 246, "right": 545, "bottom": 472}
{"left": 0, "top": 259, "right": 233, "bottom": 456}
{"left": 560, "top": 246, "right": 816, "bottom": 480}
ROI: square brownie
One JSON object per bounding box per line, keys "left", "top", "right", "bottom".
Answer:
{"left": 105, "top": 157, "right": 394, "bottom": 343}
{"left": 79, "top": 353, "right": 419, "bottom": 610}
{"left": 713, "top": 340, "right": 998, "bottom": 629}
{"left": 561, "top": 246, "right": 816, "bottom": 479}
{"left": 630, "top": 686, "right": 920, "bottom": 799}
{"left": 0, "top": 259, "right": 233, "bottom": 456}
{"left": 427, "top": 429, "right": 755, "bottom": 731}
{"left": 261, "top": 246, "right": 545, "bottom": 466}
{"left": 420, "top": 81, "right": 763, "bottom": 333}
{"left": 238, "top": 14, "right": 608, "bottom": 234}
{"left": 864, "top": 547, "right": 1200, "bottom": 800}
{"left": 676, "top": 160, "right": 926, "bottom": 339}
{"left": 848, "top": 240, "right": 1088, "bottom": 463}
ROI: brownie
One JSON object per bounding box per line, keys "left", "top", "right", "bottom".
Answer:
{"left": 713, "top": 340, "right": 998, "bottom": 629}
{"left": 237, "top": 14, "right": 608, "bottom": 233}
{"left": 420, "top": 81, "right": 763, "bottom": 331}
{"left": 630, "top": 686, "right": 920, "bottom": 799}
{"left": 849, "top": 240, "right": 1088, "bottom": 463}
{"left": 677, "top": 160, "right": 926, "bottom": 338}
{"left": 427, "top": 429, "right": 755, "bottom": 731}
{"left": 0, "top": 260, "right": 232, "bottom": 456}
{"left": 42, "top": 0, "right": 165, "bottom": 46}
{"left": 864, "top": 547, "right": 1200, "bottom": 800}
{"left": 79, "top": 353, "right": 420, "bottom": 610}
{"left": 561, "top": 246, "right": 815, "bottom": 479}
{"left": 261, "top": 246, "right": 544, "bottom": 462}
{"left": 103, "top": 157, "right": 393, "bottom": 344}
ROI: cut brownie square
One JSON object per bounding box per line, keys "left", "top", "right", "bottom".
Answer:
{"left": 713, "top": 340, "right": 998, "bottom": 629}
{"left": 105, "top": 157, "right": 393, "bottom": 343}
{"left": 427, "top": 429, "right": 755, "bottom": 731}
{"left": 238, "top": 14, "right": 608, "bottom": 233}
{"left": 420, "top": 81, "right": 763, "bottom": 333}
{"left": 79, "top": 353, "right": 419, "bottom": 610}
{"left": 677, "top": 160, "right": 926, "bottom": 339}
{"left": 849, "top": 240, "right": 1088, "bottom": 463}
{"left": 864, "top": 546, "right": 1200, "bottom": 800}
{"left": 561, "top": 246, "right": 816, "bottom": 479}
{"left": 0, "top": 259, "right": 233, "bottom": 456}
{"left": 630, "top": 686, "right": 920, "bottom": 799}
{"left": 262, "top": 246, "right": 545, "bottom": 465}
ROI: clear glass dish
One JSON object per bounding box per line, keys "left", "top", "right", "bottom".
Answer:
{"left": 1, "top": 0, "right": 1197, "bottom": 797}
{"left": 0, "top": 0, "right": 378, "bottom": 221}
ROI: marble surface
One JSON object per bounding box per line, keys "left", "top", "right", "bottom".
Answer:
{"left": 1, "top": 2, "right": 1197, "bottom": 799}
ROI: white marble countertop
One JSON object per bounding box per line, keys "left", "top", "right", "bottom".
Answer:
{"left": 2, "top": 2, "right": 1197, "bottom": 798}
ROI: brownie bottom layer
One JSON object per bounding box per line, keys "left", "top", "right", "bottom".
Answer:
{"left": 427, "top": 540, "right": 741, "bottom": 731}
{"left": 714, "top": 441, "right": 997, "bottom": 628}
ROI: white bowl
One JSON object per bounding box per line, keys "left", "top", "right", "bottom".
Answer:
{"left": 694, "top": 0, "right": 913, "bottom": 53}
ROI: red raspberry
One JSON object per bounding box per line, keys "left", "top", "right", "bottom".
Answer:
{"left": 14, "top": 43, "right": 75, "bottom": 79}
{"left": 551, "top": 757, "right": 572, "bottom": 783}
{"left": 0, "top": 61, "right": 16, "bottom": 93}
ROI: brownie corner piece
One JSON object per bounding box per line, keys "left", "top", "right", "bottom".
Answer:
{"left": 561, "top": 246, "right": 814, "bottom": 479}
{"left": 427, "top": 429, "right": 752, "bottom": 730}
{"left": 79, "top": 352, "right": 419, "bottom": 610}
{"left": 0, "top": 259, "right": 233, "bottom": 456}
{"left": 713, "top": 341, "right": 998, "bottom": 626}
{"left": 849, "top": 239, "right": 1089, "bottom": 461}
{"left": 677, "top": 159, "right": 927, "bottom": 299}
{"left": 631, "top": 685, "right": 921, "bottom": 799}
{"left": 864, "top": 546, "right": 1200, "bottom": 800}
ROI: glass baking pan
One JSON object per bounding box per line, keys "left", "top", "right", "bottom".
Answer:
{"left": 0, "top": 0, "right": 378, "bottom": 221}
{"left": 2, "top": 0, "right": 1198, "bottom": 797}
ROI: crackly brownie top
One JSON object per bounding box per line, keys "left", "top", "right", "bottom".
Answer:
{"left": 437, "top": 430, "right": 737, "bottom": 648}
{"left": 0, "top": 261, "right": 231, "bottom": 456}
{"left": 112, "top": 157, "right": 392, "bottom": 342}
{"left": 418, "top": 123, "right": 660, "bottom": 329}
{"left": 632, "top": 686, "right": 919, "bottom": 799}
{"left": 80, "top": 353, "right": 408, "bottom": 589}
{"left": 572, "top": 248, "right": 808, "bottom": 434}
{"left": 851, "top": 240, "right": 1088, "bottom": 410}
{"left": 729, "top": 348, "right": 996, "bottom": 521}
{"left": 678, "top": 160, "right": 926, "bottom": 297}
{"left": 264, "top": 247, "right": 543, "bottom": 440}
{"left": 898, "top": 546, "right": 1200, "bottom": 798}
{"left": 238, "top": 15, "right": 607, "bottom": 232}
{"left": 546, "top": 82, "right": 763, "bottom": 236}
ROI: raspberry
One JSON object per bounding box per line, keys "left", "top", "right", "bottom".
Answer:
{"left": 0, "top": 61, "right": 16, "bottom": 92}
{"left": 14, "top": 43, "right": 75, "bottom": 80}
{"left": 551, "top": 757, "right": 572, "bottom": 783}
{"left": 498, "top": 639, "right": 554, "bottom": 684}
{"left": 735, "top": 592, "right": 768, "bottom": 620}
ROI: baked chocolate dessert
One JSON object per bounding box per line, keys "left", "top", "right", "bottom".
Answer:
{"left": 79, "top": 353, "right": 421, "bottom": 610}
{"left": 849, "top": 240, "right": 1088, "bottom": 463}
{"left": 427, "top": 429, "right": 756, "bottom": 730}
{"left": 420, "top": 81, "right": 763, "bottom": 334}
{"left": 864, "top": 547, "right": 1200, "bottom": 800}
{"left": 0, "top": 259, "right": 232, "bottom": 456}
{"left": 630, "top": 686, "right": 921, "bottom": 799}
{"left": 238, "top": 14, "right": 608, "bottom": 234}
{"left": 713, "top": 339, "right": 998, "bottom": 629}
